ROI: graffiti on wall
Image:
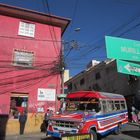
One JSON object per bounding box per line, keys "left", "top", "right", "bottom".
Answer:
{"left": 28, "top": 101, "right": 55, "bottom": 126}
{"left": 28, "top": 101, "right": 55, "bottom": 113}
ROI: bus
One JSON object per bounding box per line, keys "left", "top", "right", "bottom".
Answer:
{"left": 47, "top": 91, "right": 128, "bottom": 140}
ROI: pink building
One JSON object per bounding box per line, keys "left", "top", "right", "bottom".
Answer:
{"left": 0, "top": 4, "right": 70, "bottom": 134}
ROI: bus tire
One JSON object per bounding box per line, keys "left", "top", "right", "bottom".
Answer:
{"left": 114, "top": 123, "right": 122, "bottom": 135}
{"left": 90, "top": 129, "right": 98, "bottom": 140}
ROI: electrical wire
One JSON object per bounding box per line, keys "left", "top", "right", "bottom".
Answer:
{"left": 0, "top": 72, "right": 59, "bottom": 95}
{"left": 0, "top": 35, "right": 62, "bottom": 43}
{"left": 65, "top": 0, "right": 80, "bottom": 40}
{"left": 42, "top": 0, "right": 60, "bottom": 56}
{"left": 65, "top": 17, "right": 140, "bottom": 65}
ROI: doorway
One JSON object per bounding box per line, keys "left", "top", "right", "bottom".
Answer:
{"left": 9, "top": 93, "right": 28, "bottom": 119}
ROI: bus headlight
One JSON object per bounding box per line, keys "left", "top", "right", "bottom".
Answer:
{"left": 77, "top": 122, "right": 84, "bottom": 129}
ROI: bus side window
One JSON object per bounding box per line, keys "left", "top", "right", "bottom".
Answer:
{"left": 102, "top": 100, "right": 107, "bottom": 113}
{"left": 107, "top": 100, "right": 112, "bottom": 112}
{"left": 111, "top": 101, "right": 115, "bottom": 111}
{"left": 120, "top": 101, "right": 125, "bottom": 109}
{"left": 114, "top": 101, "right": 120, "bottom": 110}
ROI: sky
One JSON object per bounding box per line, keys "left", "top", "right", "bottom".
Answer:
{"left": 1, "top": 0, "right": 140, "bottom": 76}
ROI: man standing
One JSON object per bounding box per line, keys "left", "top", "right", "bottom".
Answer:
{"left": 19, "top": 110, "right": 27, "bottom": 135}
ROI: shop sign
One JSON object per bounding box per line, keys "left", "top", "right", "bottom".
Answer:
{"left": 37, "top": 88, "right": 56, "bottom": 101}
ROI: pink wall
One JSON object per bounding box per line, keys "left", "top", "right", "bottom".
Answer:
{"left": 0, "top": 15, "right": 62, "bottom": 114}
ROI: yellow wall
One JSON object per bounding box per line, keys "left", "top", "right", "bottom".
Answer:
{"left": 6, "top": 113, "right": 44, "bottom": 135}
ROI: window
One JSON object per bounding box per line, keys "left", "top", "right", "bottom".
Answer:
{"left": 92, "top": 83, "right": 101, "bottom": 91}
{"left": 114, "top": 101, "right": 120, "bottom": 110}
{"left": 68, "top": 83, "right": 72, "bottom": 90}
{"left": 106, "top": 68, "right": 110, "bottom": 74}
{"left": 80, "top": 78, "right": 85, "bottom": 85}
{"left": 120, "top": 101, "right": 126, "bottom": 109}
{"left": 18, "top": 21, "right": 35, "bottom": 37}
{"left": 74, "top": 84, "right": 77, "bottom": 90}
{"left": 13, "top": 49, "right": 34, "bottom": 67}
{"left": 107, "top": 101, "right": 113, "bottom": 112}
{"left": 102, "top": 100, "right": 107, "bottom": 113}
{"left": 95, "top": 72, "right": 101, "bottom": 80}
{"left": 128, "top": 75, "right": 138, "bottom": 85}
{"left": 66, "top": 98, "right": 100, "bottom": 112}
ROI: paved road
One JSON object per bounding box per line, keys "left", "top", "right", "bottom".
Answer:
{"left": 102, "top": 123, "right": 140, "bottom": 140}
{"left": 4, "top": 124, "right": 140, "bottom": 140}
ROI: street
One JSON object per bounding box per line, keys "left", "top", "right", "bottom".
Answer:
{"left": 102, "top": 124, "right": 140, "bottom": 140}
{"left": 4, "top": 124, "right": 140, "bottom": 140}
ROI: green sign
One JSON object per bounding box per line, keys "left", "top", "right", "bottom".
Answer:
{"left": 105, "top": 36, "right": 140, "bottom": 62}
{"left": 117, "top": 59, "right": 140, "bottom": 76}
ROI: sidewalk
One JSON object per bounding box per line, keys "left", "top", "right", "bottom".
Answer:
{"left": 128, "top": 121, "right": 140, "bottom": 128}
{"left": 3, "top": 132, "right": 47, "bottom": 140}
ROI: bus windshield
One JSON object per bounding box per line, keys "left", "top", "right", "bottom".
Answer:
{"left": 66, "top": 98, "right": 101, "bottom": 112}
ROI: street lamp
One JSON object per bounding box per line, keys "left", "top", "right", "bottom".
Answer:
{"left": 74, "top": 28, "right": 81, "bottom": 32}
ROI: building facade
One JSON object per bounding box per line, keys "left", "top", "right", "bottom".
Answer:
{"left": 0, "top": 4, "right": 70, "bottom": 135}
{"left": 65, "top": 59, "right": 140, "bottom": 117}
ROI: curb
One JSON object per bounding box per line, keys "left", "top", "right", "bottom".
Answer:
{"left": 128, "top": 122, "right": 140, "bottom": 127}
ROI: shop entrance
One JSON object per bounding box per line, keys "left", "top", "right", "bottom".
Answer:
{"left": 9, "top": 93, "right": 28, "bottom": 119}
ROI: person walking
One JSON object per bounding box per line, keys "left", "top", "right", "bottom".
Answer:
{"left": 44, "top": 109, "right": 53, "bottom": 130}
{"left": 131, "top": 106, "right": 138, "bottom": 123}
{"left": 19, "top": 110, "right": 27, "bottom": 135}
{"left": 44, "top": 109, "right": 51, "bottom": 129}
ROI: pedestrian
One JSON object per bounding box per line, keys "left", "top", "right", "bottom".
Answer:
{"left": 44, "top": 109, "right": 50, "bottom": 128}
{"left": 44, "top": 109, "right": 53, "bottom": 130}
{"left": 131, "top": 106, "right": 138, "bottom": 123}
{"left": 19, "top": 110, "right": 27, "bottom": 135}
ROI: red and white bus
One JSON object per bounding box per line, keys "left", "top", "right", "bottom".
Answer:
{"left": 47, "top": 91, "right": 128, "bottom": 140}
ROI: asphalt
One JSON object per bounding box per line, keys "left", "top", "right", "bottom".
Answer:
{"left": 2, "top": 122, "right": 140, "bottom": 140}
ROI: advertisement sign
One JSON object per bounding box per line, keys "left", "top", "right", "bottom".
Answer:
{"left": 105, "top": 36, "right": 140, "bottom": 61}
{"left": 37, "top": 88, "right": 56, "bottom": 101}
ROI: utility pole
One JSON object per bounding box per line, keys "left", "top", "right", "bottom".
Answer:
{"left": 60, "top": 42, "right": 65, "bottom": 94}
{"left": 60, "top": 40, "right": 78, "bottom": 95}
{"left": 60, "top": 28, "right": 80, "bottom": 94}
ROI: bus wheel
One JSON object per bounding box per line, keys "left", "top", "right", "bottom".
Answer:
{"left": 90, "top": 129, "right": 98, "bottom": 140}
{"left": 114, "top": 123, "right": 122, "bottom": 135}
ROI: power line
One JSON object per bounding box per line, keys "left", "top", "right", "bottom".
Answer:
{"left": 0, "top": 70, "right": 58, "bottom": 87}
{"left": 0, "top": 35, "right": 62, "bottom": 43}
{"left": 42, "top": 0, "right": 60, "bottom": 55}
{"left": 65, "top": 14, "right": 140, "bottom": 63}
{"left": 0, "top": 72, "right": 58, "bottom": 95}
{"left": 65, "top": 0, "right": 80, "bottom": 40}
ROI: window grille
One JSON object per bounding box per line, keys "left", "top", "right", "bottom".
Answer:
{"left": 13, "top": 49, "right": 34, "bottom": 67}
